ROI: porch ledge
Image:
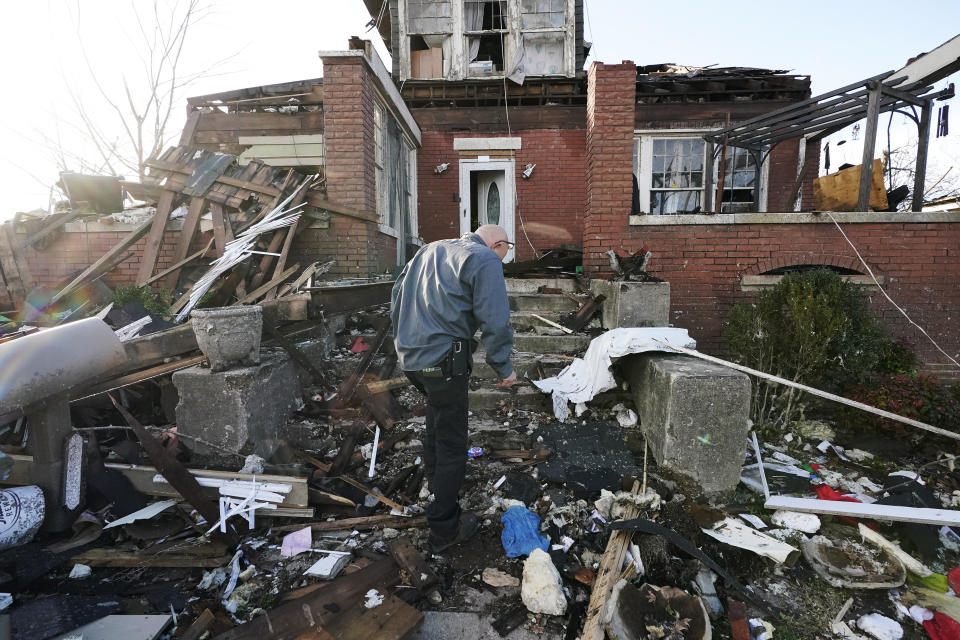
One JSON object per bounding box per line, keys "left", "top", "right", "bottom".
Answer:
{"left": 628, "top": 211, "right": 960, "bottom": 225}
{"left": 741, "top": 274, "right": 884, "bottom": 292}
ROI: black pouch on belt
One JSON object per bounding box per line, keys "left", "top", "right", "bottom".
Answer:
{"left": 447, "top": 338, "right": 472, "bottom": 376}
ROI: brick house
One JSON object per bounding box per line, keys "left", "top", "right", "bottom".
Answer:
{"left": 363, "top": 0, "right": 960, "bottom": 373}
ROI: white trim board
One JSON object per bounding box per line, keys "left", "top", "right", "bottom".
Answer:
{"left": 454, "top": 137, "right": 522, "bottom": 151}
{"left": 763, "top": 495, "right": 960, "bottom": 527}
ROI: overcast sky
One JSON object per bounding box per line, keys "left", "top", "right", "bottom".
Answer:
{"left": 1, "top": 0, "right": 957, "bottom": 218}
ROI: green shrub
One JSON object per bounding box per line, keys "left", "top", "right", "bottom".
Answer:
{"left": 843, "top": 373, "right": 960, "bottom": 438}
{"left": 112, "top": 285, "right": 172, "bottom": 317}
{"left": 724, "top": 268, "right": 914, "bottom": 429}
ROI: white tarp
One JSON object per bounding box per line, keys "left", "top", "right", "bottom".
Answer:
{"left": 532, "top": 327, "right": 696, "bottom": 421}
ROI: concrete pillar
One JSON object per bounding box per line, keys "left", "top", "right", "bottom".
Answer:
{"left": 624, "top": 353, "right": 751, "bottom": 496}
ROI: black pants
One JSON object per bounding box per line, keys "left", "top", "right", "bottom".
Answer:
{"left": 405, "top": 369, "right": 470, "bottom": 538}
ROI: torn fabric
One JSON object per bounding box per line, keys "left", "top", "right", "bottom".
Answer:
{"left": 532, "top": 327, "right": 696, "bottom": 421}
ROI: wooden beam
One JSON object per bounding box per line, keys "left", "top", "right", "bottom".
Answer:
{"left": 856, "top": 83, "right": 883, "bottom": 211}
{"left": 72, "top": 355, "right": 207, "bottom": 401}
{"left": 18, "top": 209, "right": 80, "bottom": 249}
{"left": 233, "top": 264, "right": 299, "bottom": 305}
{"left": 135, "top": 190, "right": 177, "bottom": 285}
{"left": 51, "top": 216, "right": 154, "bottom": 304}
{"left": 164, "top": 196, "right": 206, "bottom": 288}
{"left": 912, "top": 100, "right": 933, "bottom": 212}
{"left": 143, "top": 238, "right": 214, "bottom": 287}
{"left": 582, "top": 481, "right": 641, "bottom": 640}
{"left": 364, "top": 376, "right": 410, "bottom": 395}
{"left": 271, "top": 514, "right": 427, "bottom": 534}
{"left": 209, "top": 202, "right": 231, "bottom": 255}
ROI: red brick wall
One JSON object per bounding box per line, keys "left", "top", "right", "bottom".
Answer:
{"left": 416, "top": 128, "right": 587, "bottom": 262}
{"left": 584, "top": 61, "right": 637, "bottom": 267}
{"left": 320, "top": 54, "right": 397, "bottom": 277}
{"left": 592, "top": 219, "right": 960, "bottom": 368}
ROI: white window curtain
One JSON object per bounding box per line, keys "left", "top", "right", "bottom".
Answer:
{"left": 464, "top": 0, "right": 484, "bottom": 61}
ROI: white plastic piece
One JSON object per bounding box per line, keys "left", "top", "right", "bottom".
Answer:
{"left": 103, "top": 499, "right": 179, "bottom": 530}
{"left": 368, "top": 426, "right": 380, "bottom": 479}
{"left": 856, "top": 613, "right": 904, "bottom": 640}
{"left": 701, "top": 517, "right": 799, "bottom": 565}
{"left": 771, "top": 510, "right": 821, "bottom": 534}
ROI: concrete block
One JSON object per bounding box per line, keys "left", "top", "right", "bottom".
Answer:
{"left": 172, "top": 343, "right": 324, "bottom": 456}
{"left": 504, "top": 277, "right": 578, "bottom": 294}
{"left": 624, "top": 354, "right": 750, "bottom": 496}
{"left": 508, "top": 294, "right": 578, "bottom": 312}
{"left": 589, "top": 280, "right": 670, "bottom": 329}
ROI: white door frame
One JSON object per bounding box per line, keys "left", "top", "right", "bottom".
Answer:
{"left": 458, "top": 159, "right": 515, "bottom": 262}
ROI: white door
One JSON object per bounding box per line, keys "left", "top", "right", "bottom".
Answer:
{"left": 459, "top": 160, "right": 515, "bottom": 262}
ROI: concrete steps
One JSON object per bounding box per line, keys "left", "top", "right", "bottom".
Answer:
{"left": 508, "top": 311, "right": 566, "bottom": 331}
{"left": 509, "top": 293, "right": 580, "bottom": 312}
{"left": 472, "top": 352, "right": 570, "bottom": 381}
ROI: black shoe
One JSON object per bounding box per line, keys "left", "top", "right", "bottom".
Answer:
{"left": 429, "top": 512, "right": 480, "bottom": 553}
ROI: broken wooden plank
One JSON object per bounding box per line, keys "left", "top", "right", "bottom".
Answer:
{"left": 271, "top": 515, "right": 428, "bottom": 534}
{"left": 181, "top": 609, "right": 216, "bottom": 640}
{"left": 52, "top": 216, "right": 155, "bottom": 304}
{"left": 264, "top": 323, "right": 327, "bottom": 385}
{"left": 531, "top": 313, "right": 574, "bottom": 334}
{"left": 18, "top": 209, "right": 80, "bottom": 249}
{"left": 71, "top": 543, "right": 231, "bottom": 568}
{"left": 562, "top": 294, "right": 605, "bottom": 332}
{"left": 337, "top": 475, "right": 405, "bottom": 512}
{"left": 136, "top": 189, "right": 177, "bottom": 285}
{"left": 163, "top": 196, "right": 207, "bottom": 288}
{"left": 144, "top": 238, "right": 214, "bottom": 287}
{"left": 212, "top": 557, "right": 403, "bottom": 640}
{"left": 309, "top": 488, "right": 356, "bottom": 508}
{"left": 364, "top": 376, "right": 410, "bottom": 395}
{"left": 389, "top": 536, "right": 438, "bottom": 593}
{"left": 582, "top": 480, "right": 642, "bottom": 640}
{"left": 73, "top": 355, "right": 206, "bottom": 401}
{"left": 321, "top": 592, "right": 423, "bottom": 640}
{"left": 209, "top": 201, "right": 230, "bottom": 256}
{"left": 233, "top": 263, "right": 299, "bottom": 305}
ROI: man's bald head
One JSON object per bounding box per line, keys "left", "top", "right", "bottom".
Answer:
{"left": 475, "top": 224, "right": 511, "bottom": 261}
{"left": 475, "top": 224, "right": 508, "bottom": 247}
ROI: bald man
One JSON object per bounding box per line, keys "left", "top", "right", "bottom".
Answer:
{"left": 391, "top": 224, "right": 516, "bottom": 551}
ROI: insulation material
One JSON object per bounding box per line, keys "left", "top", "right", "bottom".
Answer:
{"left": 533, "top": 327, "right": 696, "bottom": 421}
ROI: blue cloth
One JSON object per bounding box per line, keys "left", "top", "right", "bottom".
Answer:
{"left": 500, "top": 505, "right": 550, "bottom": 558}
{"left": 391, "top": 233, "right": 513, "bottom": 379}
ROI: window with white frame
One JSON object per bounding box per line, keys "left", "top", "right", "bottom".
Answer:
{"left": 718, "top": 146, "right": 760, "bottom": 213}
{"left": 634, "top": 133, "right": 766, "bottom": 215}
{"left": 375, "top": 100, "right": 419, "bottom": 241}
{"left": 402, "top": 0, "right": 574, "bottom": 80}
{"left": 634, "top": 135, "right": 707, "bottom": 215}
{"left": 374, "top": 102, "right": 387, "bottom": 224}
{"left": 404, "top": 139, "right": 419, "bottom": 241}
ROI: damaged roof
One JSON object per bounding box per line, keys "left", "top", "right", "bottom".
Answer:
{"left": 636, "top": 63, "right": 811, "bottom": 104}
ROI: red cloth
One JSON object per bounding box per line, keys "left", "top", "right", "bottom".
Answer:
{"left": 812, "top": 484, "right": 877, "bottom": 529}
{"left": 924, "top": 611, "right": 960, "bottom": 640}
{"left": 813, "top": 484, "right": 861, "bottom": 503}
{"left": 948, "top": 567, "right": 960, "bottom": 595}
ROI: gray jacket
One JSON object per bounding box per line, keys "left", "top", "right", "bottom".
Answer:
{"left": 391, "top": 233, "right": 514, "bottom": 378}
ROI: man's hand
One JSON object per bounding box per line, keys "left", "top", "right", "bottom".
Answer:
{"left": 497, "top": 371, "right": 517, "bottom": 389}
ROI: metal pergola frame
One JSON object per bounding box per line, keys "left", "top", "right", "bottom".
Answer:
{"left": 704, "top": 71, "right": 948, "bottom": 212}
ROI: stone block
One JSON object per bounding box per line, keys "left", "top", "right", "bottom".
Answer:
{"left": 172, "top": 343, "right": 324, "bottom": 456}
{"left": 589, "top": 280, "right": 670, "bottom": 329}
{"left": 623, "top": 353, "right": 750, "bottom": 496}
